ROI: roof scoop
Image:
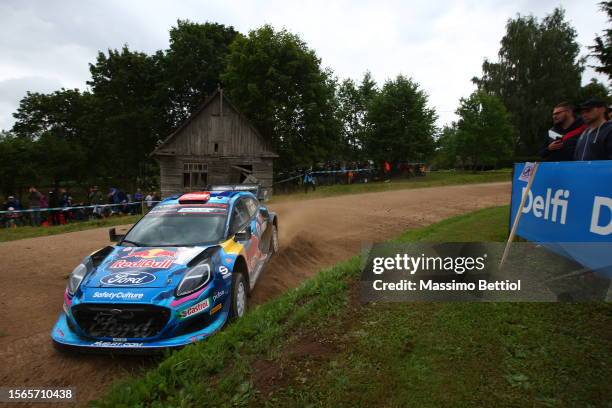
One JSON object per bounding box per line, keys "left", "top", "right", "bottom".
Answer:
{"left": 178, "top": 192, "right": 210, "bottom": 204}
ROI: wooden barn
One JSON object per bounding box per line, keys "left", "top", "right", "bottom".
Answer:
{"left": 152, "top": 89, "right": 278, "bottom": 198}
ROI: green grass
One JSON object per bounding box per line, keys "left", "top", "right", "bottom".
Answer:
{"left": 0, "top": 215, "right": 142, "bottom": 243}
{"left": 270, "top": 169, "right": 511, "bottom": 202}
{"left": 94, "top": 205, "right": 610, "bottom": 408}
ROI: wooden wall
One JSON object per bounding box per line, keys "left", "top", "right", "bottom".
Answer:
{"left": 155, "top": 93, "right": 276, "bottom": 198}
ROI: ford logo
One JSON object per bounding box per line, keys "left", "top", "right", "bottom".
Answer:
{"left": 100, "top": 272, "right": 156, "bottom": 286}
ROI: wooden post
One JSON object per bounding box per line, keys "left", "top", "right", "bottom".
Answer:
{"left": 499, "top": 162, "right": 540, "bottom": 269}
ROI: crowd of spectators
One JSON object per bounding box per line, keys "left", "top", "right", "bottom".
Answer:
{"left": 1, "top": 186, "right": 161, "bottom": 228}
{"left": 540, "top": 97, "right": 612, "bottom": 162}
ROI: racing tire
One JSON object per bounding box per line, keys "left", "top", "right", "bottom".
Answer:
{"left": 229, "top": 272, "right": 248, "bottom": 319}
{"left": 270, "top": 223, "right": 279, "bottom": 255}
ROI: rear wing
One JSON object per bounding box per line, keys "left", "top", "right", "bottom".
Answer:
{"left": 207, "top": 184, "right": 270, "bottom": 201}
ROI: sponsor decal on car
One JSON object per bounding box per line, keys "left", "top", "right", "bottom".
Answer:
{"left": 129, "top": 249, "right": 176, "bottom": 259}
{"left": 212, "top": 290, "right": 226, "bottom": 302}
{"left": 56, "top": 329, "right": 64, "bottom": 338}
{"left": 110, "top": 258, "right": 174, "bottom": 269}
{"left": 92, "top": 291, "right": 145, "bottom": 300}
{"left": 218, "top": 265, "right": 230, "bottom": 278}
{"left": 210, "top": 303, "right": 223, "bottom": 315}
{"left": 100, "top": 272, "right": 156, "bottom": 286}
{"left": 109, "top": 249, "right": 177, "bottom": 269}
{"left": 179, "top": 298, "right": 210, "bottom": 319}
{"left": 177, "top": 207, "right": 227, "bottom": 213}
{"left": 92, "top": 341, "right": 144, "bottom": 348}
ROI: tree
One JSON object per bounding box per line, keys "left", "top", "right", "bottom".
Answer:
{"left": 0, "top": 132, "right": 37, "bottom": 196}
{"left": 433, "top": 124, "right": 459, "bottom": 169}
{"left": 365, "top": 75, "right": 437, "bottom": 164}
{"left": 577, "top": 78, "right": 610, "bottom": 103}
{"left": 590, "top": 1, "right": 612, "bottom": 83}
{"left": 454, "top": 91, "right": 514, "bottom": 170}
{"left": 336, "top": 72, "right": 378, "bottom": 161}
{"left": 473, "top": 8, "right": 584, "bottom": 155}
{"left": 222, "top": 25, "right": 342, "bottom": 170}
{"left": 11, "top": 89, "right": 94, "bottom": 187}
{"left": 163, "top": 20, "right": 240, "bottom": 127}
{"left": 88, "top": 46, "right": 165, "bottom": 185}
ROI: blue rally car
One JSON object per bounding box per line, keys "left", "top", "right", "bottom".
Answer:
{"left": 51, "top": 185, "right": 278, "bottom": 351}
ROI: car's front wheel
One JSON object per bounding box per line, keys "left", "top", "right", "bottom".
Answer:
{"left": 270, "top": 223, "right": 279, "bottom": 254}
{"left": 230, "top": 272, "right": 247, "bottom": 319}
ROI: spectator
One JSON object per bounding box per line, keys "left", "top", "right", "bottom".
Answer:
{"left": 145, "top": 192, "right": 154, "bottom": 210}
{"left": 28, "top": 187, "right": 43, "bottom": 226}
{"left": 574, "top": 98, "right": 612, "bottom": 161}
{"left": 58, "top": 187, "right": 72, "bottom": 224}
{"left": 88, "top": 186, "right": 104, "bottom": 218}
{"left": 539, "top": 102, "right": 586, "bottom": 162}
{"left": 303, "top": 171, "right": 315, "bottom": 193}
{"left": 48, "top": 190, "right": 59, "bottom": 225}
{"left": 3, "top": 195, "right": 22, "bottom": 228}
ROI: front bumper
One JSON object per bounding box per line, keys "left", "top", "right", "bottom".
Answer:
{"left": 50, "top": 305, "right": 229, "bottom": 351}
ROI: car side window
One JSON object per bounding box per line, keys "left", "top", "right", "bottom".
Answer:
{"left": 245, "top": 198, "right": 259, "bottom": 218}
{"left": 230, "top": 199, "right": 251, "bottom": 234}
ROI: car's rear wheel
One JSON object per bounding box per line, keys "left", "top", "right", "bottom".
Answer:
{"left": 230, "top": 272, "right": 247, "bottom": 319}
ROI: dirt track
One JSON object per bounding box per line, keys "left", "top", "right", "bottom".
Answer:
{"left": 0, "top": 182, "right": 509, "bottom": 406}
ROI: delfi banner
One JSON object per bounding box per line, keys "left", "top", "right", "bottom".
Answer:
{"left": 510, "top": 161, "right": 612, "bottom": 276}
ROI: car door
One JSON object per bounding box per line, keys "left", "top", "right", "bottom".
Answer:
{"left": 230, "top": 198, "right": 261, "bottom": 275}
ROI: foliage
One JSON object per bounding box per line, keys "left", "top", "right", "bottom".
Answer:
{"left": 432, "top": 124, "right": 459, "bottom": 169}
{"left": 163, "top": 20, "right": 240, "bottom": 127}
{"left": 365, "top": 75, "right": 437, "bottom": 163}
{"left": 88, "top": 46, "right": 167, "bottom": 184}
{"left": 578, "top": 78, "right": 610, "bottom": 103}
{"left": 474, "top": 8, "right": 584, "bottom": 155}
{"left": 590, "top": 1, "right": 612, "bottom": 83}
{"left": 454, "top": 91, "right": 515, "bottom": 170}
{"left": 335, "top": 72, "right": 378, "bottom": 161}
{"left": 222, "top": 25, "right": 342, "bottom": 170}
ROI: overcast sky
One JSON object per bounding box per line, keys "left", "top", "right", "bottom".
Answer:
{"left": 0, "top": 0, "right": 608, "bottom": 131}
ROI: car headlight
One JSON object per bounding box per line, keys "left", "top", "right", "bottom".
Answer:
{"left": 176, "top": 261, "right": 212, "bottom": 297}
{"left": 68, "top": 261, "right": 90, "bottom": 295}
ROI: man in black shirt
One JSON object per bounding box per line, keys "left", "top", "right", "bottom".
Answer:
{"left": 539, "top": 102, "right": 586, "bottom": 161}
{"left": 573, "top": 98, "right": 612, "bottom": 161}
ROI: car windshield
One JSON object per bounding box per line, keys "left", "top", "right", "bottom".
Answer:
{"left": 122, "top": 204, "right": 227, "bottom": 246}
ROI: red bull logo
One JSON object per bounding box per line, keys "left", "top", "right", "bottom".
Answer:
{"left": 110, "top": 259, "right": 174, "bottom": 269}
{"left": 129, "top": 249, "right": 176, "bottom": 259}
{"left": 110, "top": 248, "right": 177, "bottom": 269}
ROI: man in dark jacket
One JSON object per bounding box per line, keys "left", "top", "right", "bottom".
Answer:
{"left": 539, "top": 102, "right": 587, "bottom": 161}
{"left": 574, "top": 98, "right": 612, "bottom": 161}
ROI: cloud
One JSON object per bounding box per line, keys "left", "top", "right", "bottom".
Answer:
{"left": 0, "top": 76, "right": 63, "bottom": 130}
{"left": 0, "top": 0, "right": 608, "bottom": 131}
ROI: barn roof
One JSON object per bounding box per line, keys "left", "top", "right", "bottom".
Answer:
{"left": 151, "top": 89, "right": 278, "bottom": 158}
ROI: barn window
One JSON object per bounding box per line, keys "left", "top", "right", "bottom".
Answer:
{"left": 183, "top": 163, "right": 208, "bottom": 190}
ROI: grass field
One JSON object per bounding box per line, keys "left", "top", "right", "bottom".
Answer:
{"left": 270, "top": 169, "right": 511, "bottom": 202}
{"left": 0, "top": 215, "right": 141, "bottom": 243}
{"left": 95, "top": 206, "right": 610, "bottom": 408}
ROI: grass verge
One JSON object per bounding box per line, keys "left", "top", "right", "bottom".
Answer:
{"left": 95, "top": 205, "right": 610, "bottom": 407}
{"left": 270, "top": 169, "right": 511, "bottom": 202}
{"left": 0, "top": 215, "right": 141, "bottom": 243}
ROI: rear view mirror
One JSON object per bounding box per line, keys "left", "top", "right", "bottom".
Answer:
{"left": 109, "top": 227, "right": 124, "bottom": 242}
{"left": 259, "top": 208, "right": 270, "bottom": 220}
{"left": 234, "top": 225, "right": 252, "bottom": 241}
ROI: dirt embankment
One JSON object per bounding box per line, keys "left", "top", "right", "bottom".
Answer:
{"left": 0, "top": 182, "right": 509, "bottom": 406}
